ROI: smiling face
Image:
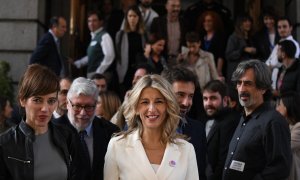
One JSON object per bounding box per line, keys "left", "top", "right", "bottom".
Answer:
{"left": 20, "top": 93, "right": 57, "bottom": 131}
{"left": 277, "top": 20, "right": 292, "bottom": 38}
{"left": 67, "top": 95, "right": 96, "bottom": 131}
{"left": 166, "top": 0, "right": 181, "bottom": 20}
{"left": 137, "top": 87, "right": 167, "bottom": 131}
{"left": 203, "top": 90, "right": 226, "bottom": 117}
{"left": 236, "top": 69, "right": 265, "bottom": 115}
{"left": 203, "top": 14, "right": 214, "bottom": 32}
{"left": 152, "top": 39, "right": 165, "bottom": 55}
{"left": 263, "top": 15, "right": 275, "bottom": 30}
{"left": 172, "top": 81, "right": 195, "bottom": 116}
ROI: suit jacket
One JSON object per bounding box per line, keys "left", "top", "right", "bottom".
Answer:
{"left": 206, "top": 108, "right": 240, "bottom": 180}
{"left": 150, "top": 15, "right": 186, "bottom": 57}
{"left": 104, "top": 130, "right": 199, "bottom": 180}
{"left": 53, "top": 115, "right": 119, "bottom": 180}
{"left": 30, "top": 32, "right": 68, "bottom": 76}
{"left": 182, "top": 117, "right": 207, "bottom": 180}
{"left": 288, "top": 122, "right": 300, "bottom": 180}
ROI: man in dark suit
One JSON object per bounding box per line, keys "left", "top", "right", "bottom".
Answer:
{"left": 53, "top": 77, "right": 119, "bottom": 180}
{"left": 162, "top": 66, "right": 207, "bottom": 180}
{"left": 150, "top": 0, "right": 186, "bottom": 65}
{"left": 202, "top": 80, "right": 240, "bottom": 180}
{"left": 30, "top": 16, "right": 68, "bottom": 77}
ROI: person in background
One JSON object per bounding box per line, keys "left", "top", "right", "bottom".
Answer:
{"left": 274, "top": 40, "right": 300, "bottom": 98}
{"left": 55, "top": 77, "right": 119, "bottom": 180}
{"left": 202, "top": 80, "right": 239, "bottom": 180}
{"left": 30, "top": 16, "right": 68, "bottom": 77}
{"left": 150, "top": 0, "right": 186, "bottom": 66}
{"left": 161, "top": 66, "right": 207, "bottom": 180}
{"left": 138, "top": 0, "right": 159, "bottom": 33}
{"left": 138, "top": 33, "right": 168, "bottom": 74}
{"left": 0, "top": 96, "right": 13, "bottom": 133}
{"left": 223, "top": 60, "right": 291, "bottom": 180}
{"left": 104, "top": 74, "right": 199, "bottom": 180}
{"left": 74, "top": 11, "right": 115, "bottom": 79}
{"left": 254, "top": 8, "right": 280, "bottom": 62}
{"left": 115, "top": 5, "right": 146, "bottom": 97}
{"left": 95, "top": 91, "right": 121, "bottom": 121}
{"left": 0, "top": 64, "right": 82, "bottom": 179}
{"left": 276, "top": 91, "right": 300, "bottom": 180}
{"left": 197, "top": 11, "right": 226, "bottom": 78}
{"left": 225, "top": 15, "right": 257, "bottom": 83}
{"left": 53, "top": 77, "right": 72, "bottom": 119}
{"left": 178, "top": 31, "right": 219, "bottom": 91}
{"left": 91, "top": 73, "right": 108, "bottom": 93}
{"left": 265, "top": 16, "right": 300, "bottom": 90}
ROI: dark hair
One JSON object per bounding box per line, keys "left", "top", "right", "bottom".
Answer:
{"left": 185, "top": 31, "right": 200, "bottom": 43}
{"left": 261, "top": 7, "right": 278, "bottom": 21}
{"left": 91, "top": 73, "right": 107, "bottom": 81}
{"left": 234, "top": 14, "right": 253, "bottom": 38}
{"left": 231, "top": 60, "right": 272, "bottom": 101}
{"left": 87, "top": 10, "right": 104, "bottom": 21}
{"left": 147, "top": 33, "right": 165, "bottom": 45}
{"left": 277, "top": 16, "right": 292, "bottom": 27}
{"left": 0, "top": 96, "right": 8, "bottom": 112}
{"left": 278, "top": 40, "right": 296, "bottom": 59}
{"left": 18, "top": 64, "right": 59, "bottom": 101}
{"left": 135, "top": 63, "right": 151, "bottom": 74}
{"left": 161, "top": 65, "right": 199, "bottom": 88}
{"left": 49, "top": 16, "right": 65, "bottom": 28}
{"left": 279, "top": 91, "right": 300, "bottom": 125}
{"left": 203, "top": 80, "right": 228, "bottom": 98}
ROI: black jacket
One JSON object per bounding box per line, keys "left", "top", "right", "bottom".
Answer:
{"left": 278, "top": 60, "right": 300, "bottom": 94}
{"left": 0, "top": 120, "right": 82, "bottom": 180}
{"left": 53, "top": 115, "right": 120, "bottom": 180}
{"left": 206, "top": 108, "right": 240, "bottom": 180}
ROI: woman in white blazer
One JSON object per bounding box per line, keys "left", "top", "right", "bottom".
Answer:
{"left": 104, "top": 74, "right": 199, "bottom": 180}
{"left": 276, "top": 91, "right": 300, "bottom": 180}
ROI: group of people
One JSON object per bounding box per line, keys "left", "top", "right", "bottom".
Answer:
{"left": 1, "top": 0, "right": 300, "bottom": 180}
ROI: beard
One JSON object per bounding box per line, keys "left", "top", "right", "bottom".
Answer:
{"left": 238, "top": 92, "right": 253, "bottom": 108}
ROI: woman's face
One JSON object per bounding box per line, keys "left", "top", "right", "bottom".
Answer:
{"left": 137, "top": 87, "right": 167, "bottom": 131}
{"left": 203, "top": 14, "right": 214, "bottom": 32}
{"left": 3, "top": 100, "right": 13, "bottom": 119}
{"left": 127, "top": 10, "right": 139, "bottom": 31}
{"left": 263, "top": 16, "right": 275, "bottom": 30}
{"left": 95, "top": 96, "right": 104, "bottom": 117}
{"left": 276, "top": 99, "right": 287, "bottom": 118}
{"left": 20, "top": 92, "right": 57, "bottom": 130}
{"left": 241, "top": 19, "right": 252, "bottom": 32}
{"left": 151, "top": 39, "right": 165, "bottom": 55}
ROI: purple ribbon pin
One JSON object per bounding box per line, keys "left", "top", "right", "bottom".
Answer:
{"left": 169, "top": 160, "right": 176, "bottom": 167}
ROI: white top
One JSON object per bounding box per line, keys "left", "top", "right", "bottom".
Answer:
{"left": 151, "top": 164, "right": 160, "bottom": 173}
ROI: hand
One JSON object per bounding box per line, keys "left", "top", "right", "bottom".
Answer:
{"left": 144, "top": 44, "right": 151, "bottom": 58}
{"left": 244, "top": 47, "right": 256, "bottom": 54}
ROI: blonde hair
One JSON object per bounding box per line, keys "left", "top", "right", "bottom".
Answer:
{"left": 99, "top": 91, "right": 121, "bottom": 120}
{"left": 117, "top": 74, "right": 183, "bottom": 144}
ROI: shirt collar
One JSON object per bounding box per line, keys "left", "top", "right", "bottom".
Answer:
{"left": 90, "top": 27, "right": 103, "bottom": 39}
{"left": 49, "top": 29, "right": 59, "bottom": 42}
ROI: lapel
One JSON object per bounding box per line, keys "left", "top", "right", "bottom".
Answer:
{"left": 92, "top": 119, "right": 107, "bottom": 174}
{"left": 206, "top": 121, "right": 218, "bottom": 143}
{"left": 126, "top": 130, "right": 157, "bottom": 180}
{"left": 156, "top": 141, "right": 181, "bottom": 180}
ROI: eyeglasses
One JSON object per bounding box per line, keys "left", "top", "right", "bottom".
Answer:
{"left": 68, "top": 99, "right": 96, "bottom": 112}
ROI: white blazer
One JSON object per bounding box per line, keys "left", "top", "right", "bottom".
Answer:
{"left": 104, "top": 130, "right": 199, "bottom": 180}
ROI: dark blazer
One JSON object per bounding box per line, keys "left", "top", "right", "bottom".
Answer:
{"left": 53, "top": 115, "right": 119, "bottom": 180}
{"left": 206, "top": 108, "right": 240, "bottom": 180}
{"left": 181, "top": 117, "right": 207, "bottom": 180}
{"left": 150, "top": 15, "right": 186, "bottom": 57}
{"left": 30, "top": 32, "right": 67, "bottom": 76}
{"left": 278, "top": 60, "right": 300, "bottom": 94}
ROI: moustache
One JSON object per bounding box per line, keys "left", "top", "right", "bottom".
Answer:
{"left": 239, "top": 92, "right": 250, "bottom": 98}
{"left": 204, "top": 105, "right": 216, "bottom": 110}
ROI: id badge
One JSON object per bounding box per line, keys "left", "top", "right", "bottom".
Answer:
{"left": 229, "top": 160, "right": 245, "bottom": 172}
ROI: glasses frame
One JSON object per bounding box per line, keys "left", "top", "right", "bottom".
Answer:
{"left": 68, "top": 98, "right": 96, "bottom": 112}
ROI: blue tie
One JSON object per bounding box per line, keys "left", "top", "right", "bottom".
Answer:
{"left": 79, "top": 130, "right": 91, "bottom": 169}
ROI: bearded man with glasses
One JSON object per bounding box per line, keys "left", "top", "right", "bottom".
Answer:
{"left": 53, "top": 77, "right": 119, "bottom": 180}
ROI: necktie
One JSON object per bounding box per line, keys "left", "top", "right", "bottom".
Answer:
{"left": 79, "top": 130, "right": 91, "bottom": 169}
